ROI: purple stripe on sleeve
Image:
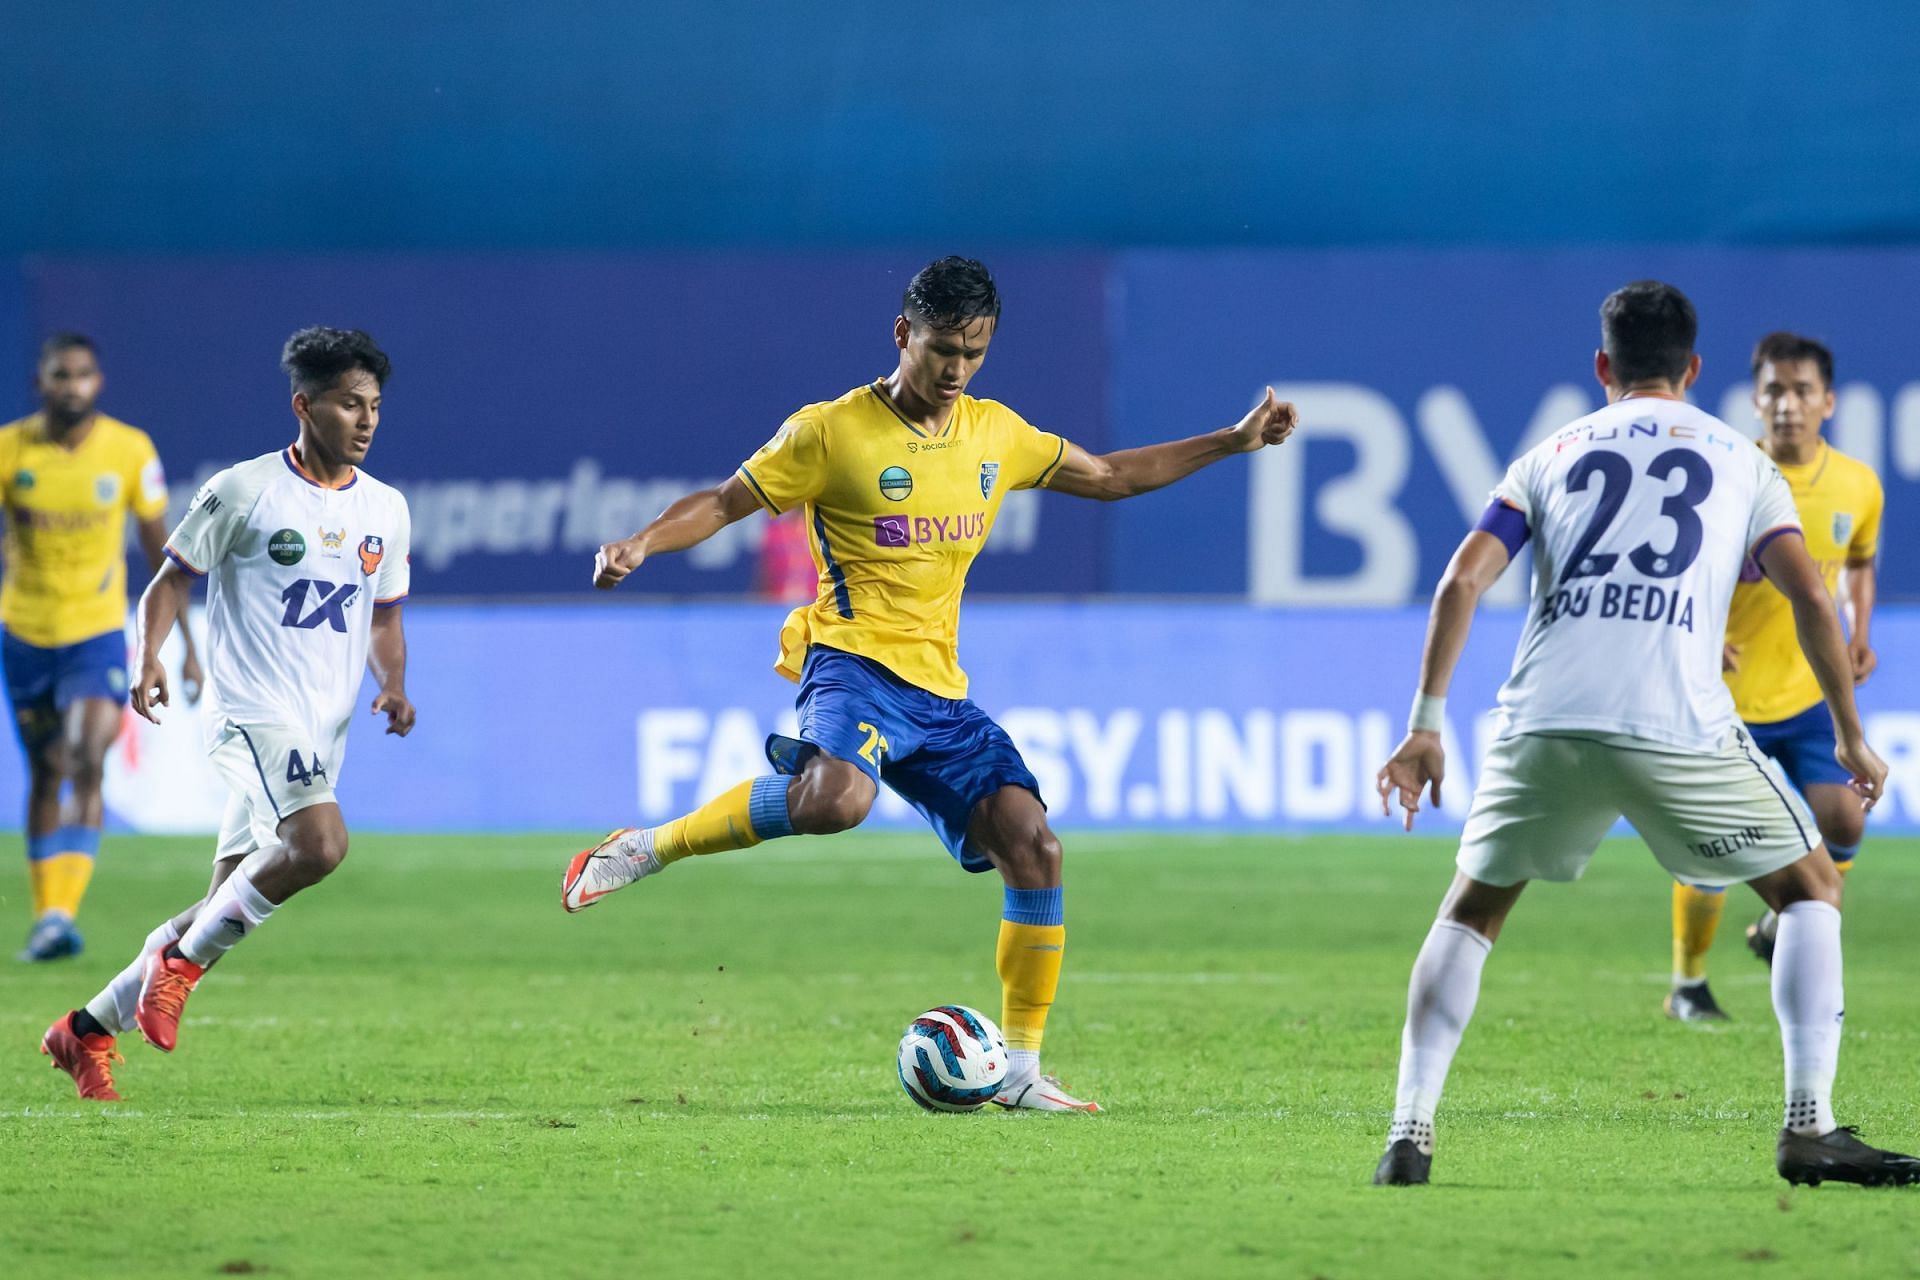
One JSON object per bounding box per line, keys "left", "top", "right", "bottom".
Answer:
{"left": 164, "top": 546, "right": 207, "bottom": 577}
{"left": 1473, "top": 500, "right": 1530, "bottom": 556}
{"left": 1749, "top": 525, "right": 1802, "bottom": 578}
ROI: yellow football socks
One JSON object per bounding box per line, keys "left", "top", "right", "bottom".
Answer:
{"left": 1671, "top": 882, "right": 1726, "bottom": 983}
{"left": 27, "top": 826, "right": 100, "bottom": 920}
{"left": 998, "top": 886, "right": 1067, "bottom": 1052}
{"left": 652, "top": 776, "right": 794, "bottom": 866}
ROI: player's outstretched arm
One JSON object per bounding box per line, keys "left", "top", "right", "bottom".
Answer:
{"left": 1045, "top": 387, "right": 1298, "bottom": 501}
{"left": 137, "top": 513, "right": 203, "bottom": 702}
{"left": 130, "top": 559, "right": 195, "bottom": 724}
{"left": 1376, "top": 531, "right": 1512, "bottom": 830}
{"left": 367, "top": 604, "right": 415, "bottom": 737}
{"left": 1760, "top": 532, "right": 1888, "bottom": 807}
{"left": 594, "top": 475, "right": 762, "bottom": 589}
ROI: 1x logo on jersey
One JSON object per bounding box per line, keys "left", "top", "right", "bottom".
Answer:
{"left": 278, "top": 580, "right": 359, "bottom": 631}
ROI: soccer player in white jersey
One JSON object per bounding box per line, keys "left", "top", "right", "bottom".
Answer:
{"left": 38, "top": 328, "right": 415, "bottom": 1100}
{"left": 1371, "top": 282, "right": 1916, "bottom": 1188}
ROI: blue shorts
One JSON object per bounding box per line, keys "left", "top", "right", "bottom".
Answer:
{"left": 1, "top": 628, "right": 129, "bottom": 749}
{"left": 782, "top": 647, "right": 1042, "bottom": 873}
{"left": 1747, "top": 702, "right": 1852, "bottom": 794}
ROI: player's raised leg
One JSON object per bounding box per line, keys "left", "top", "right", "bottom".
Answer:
{"left": 1748, "top": 849, "right": 1920, "bottom": 1185}
{"left": 1666, "top": 881, "right": 1730, "bottom": 1021}
{"left": 960, "top": 787, "right": 1096, "bottom": 1114}
{"left": 561, "top": 753, "right": 871, "bottom": 911}
{"left": 1375, "top": 873, "right": 1523, "bottom": 1185}
{"left": 136, "top": 801, "right": 346, "bottom": 1051}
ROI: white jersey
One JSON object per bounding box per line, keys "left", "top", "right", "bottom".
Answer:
{"left": 166, "top": 447, "right": 411, "bottom": 744}
{"left": 1486, "top": 397, "right": 1799, "bottom": 751}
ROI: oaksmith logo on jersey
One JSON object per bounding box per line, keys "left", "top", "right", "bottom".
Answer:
{"left": 268, "top": 529, "right": 307, "bottom": 566}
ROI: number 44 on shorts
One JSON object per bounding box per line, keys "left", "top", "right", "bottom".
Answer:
{"left": 286, "top": 749, "right": 329, "bottom": 787}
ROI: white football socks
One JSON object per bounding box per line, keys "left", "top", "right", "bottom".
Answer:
{"left": 84, "top": 918, "right": 181, "bottom": 1035}
{"left": 1773, "top": 899, "right": 1843, "bottom": 1137}
{"left": 178, "top": 865, "right": 279, "bottom": 967}
{"left": 1006, "top": 1048, "right": 1041, "bottom": 1085}
{"left": 1388, "top": 919, "right": 1492, "bottom": 1154}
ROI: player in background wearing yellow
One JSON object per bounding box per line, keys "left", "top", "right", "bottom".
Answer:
{"left": 561, "top": 257, "right": 1297, "bottom": 1112}
{"left": 1666, "top": 333, "right": 1881, "bottom": 1021}
{"left": 2, "top": 335, "right": 200, "bottom": 962}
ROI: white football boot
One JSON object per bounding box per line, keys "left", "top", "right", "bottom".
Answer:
{"left": 993, "top": 1070, "right": 1103, "bottom": 1113}
{"left": 560, "top": 828, "right": 661, "bottom": 913}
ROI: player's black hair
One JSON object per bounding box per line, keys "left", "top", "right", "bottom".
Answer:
{"left": 1751, "top": 331, "right": 1834, "bottom": 390}
{"left": 281, "top": 326, "right": 391, "bottom": 396}
{"left": 1599, "top": 281, "right": 1697, "bottom": 387}
{"left": 38, "top": 332, "right": 97, "bottom": 363}
{"left": 902, "top": 257, "right": 1001, "bottom": 332}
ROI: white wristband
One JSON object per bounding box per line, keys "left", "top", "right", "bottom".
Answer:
{"left": 1409, "top": 692, "right": 1446, "bottom": 734}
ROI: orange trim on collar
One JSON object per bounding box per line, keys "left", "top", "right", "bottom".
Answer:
{"left": 286, "top": 445, "right": 356, "bottom": 490}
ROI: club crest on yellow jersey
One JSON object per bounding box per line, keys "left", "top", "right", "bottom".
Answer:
{"left": 1832, "top": 511, "right": 1853, "bottom": 544}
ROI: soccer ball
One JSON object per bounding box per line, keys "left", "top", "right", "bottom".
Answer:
{"left": 896, "top": 1005, "right": 1008, "bottom": 1113}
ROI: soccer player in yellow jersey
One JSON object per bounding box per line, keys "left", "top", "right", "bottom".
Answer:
{"left": 3, "top": 334, "right": 200, "bottom": 961}
{"left": 1665, "top": 332, "right": 1881, "bottom": 1021}
{"left": 560, "top": 257, "right": 1297, "bottom": 1111}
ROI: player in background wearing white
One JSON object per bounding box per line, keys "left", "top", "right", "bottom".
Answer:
{"left": 39, "top": 328, "right": 416, "bottom": 1101}
{"left": 1372, "top": 282, "right": 1916, "bottom": 1188}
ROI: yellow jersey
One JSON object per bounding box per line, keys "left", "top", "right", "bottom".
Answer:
{"left": 0, "top": 414, "right": 170, "bottom": 648}
{"left": 1724, "top": 439, "right": 1882, "bottom": 724}
{"left": 738, "top": 382, "right": 1070, "bottom": 698}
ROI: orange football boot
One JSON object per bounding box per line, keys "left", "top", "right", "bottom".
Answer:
{"left": 135, "top": 948, "right": 205, "bottom": 1052}
{"left": 42, "top": 1012, "right": 125, "bottom": 1101}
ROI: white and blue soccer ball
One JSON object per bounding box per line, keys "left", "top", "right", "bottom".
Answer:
{"left": 897, "top": 1005, "right": 1008, "bottom": 1113}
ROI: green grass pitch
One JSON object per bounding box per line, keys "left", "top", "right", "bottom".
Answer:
{"left": 5, "top": 831, "right": 1919, "bottom": 1278}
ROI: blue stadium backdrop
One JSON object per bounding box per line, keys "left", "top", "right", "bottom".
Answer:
{"left": 55, "top": 605, "right": 1920, "bottom": 839}
{"left": 0, "top": 250, "right": 1913, "bottom": 834}
{"left": 1, "top": 249, "right": 1916, "bottom": 601}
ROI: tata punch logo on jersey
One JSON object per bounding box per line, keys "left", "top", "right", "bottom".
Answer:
{"left": 268, "top": 529, "right": 307, "bottom": 566}
{"left": 878, "top": 467, "right": 913, "bottom": 501}
{"left": 873, "top": 513, "right": 988, "bottom": 547}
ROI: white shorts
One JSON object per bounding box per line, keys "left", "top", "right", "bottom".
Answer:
{"left": 208, "top": 720, "right": 349, "bottom": 862}
{"left": 1456, "top": 729, "right": 1818, "bottom": 888}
